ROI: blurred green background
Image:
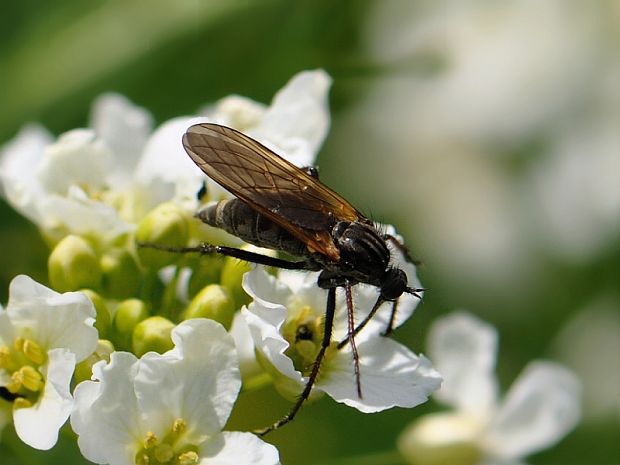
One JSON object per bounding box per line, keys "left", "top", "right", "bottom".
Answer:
{"left": 1, "top": 1, "right": 618, "bottom": 464}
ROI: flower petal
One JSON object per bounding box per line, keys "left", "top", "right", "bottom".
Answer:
{"left": 71, "top": 352, "right": 143, "bottom": 465}
{"left": 198, "top": 431, "right": 280, "bottom": 465}
{"left": 136, "top": 319, "right": 241, "bottom": 438}
{"left": 0, "top": 123, "right": 52, "bottom": 223}
{"left": 7, "top": 275, "right": 98, "bottom": 361}
{"left": 38, "top": 187, "right": 131, "bottom": 243}
{"left": 37, "top": 129, "right": 112, "bottom": 195}
{"left": 135, "top": 116, "right": 206, "bottom": 184}
{"left": 90, "top": 93, "right": 153, "bottom": 189}
{"left": 484, "top": 361, "right": 581, "bottom": 459}
{"left": 251, "top": 69, "right": 332, "bottom": 167}
{"left": 13, "top": 348, "right": 75, "bottom": 450}
{"left": 428, "top": 311, "right": 499, "bottom": 414}
{"left": 229, "top": 312, "right": 263, "bottom": 380}
{"left": 319, "top": 337, "right": 441, "bottom": 412}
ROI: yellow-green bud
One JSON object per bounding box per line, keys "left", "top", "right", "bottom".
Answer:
{"left": 100, "top": 248, "right": 141, "bottom": 299}
{"left": 397, "top": 412, "right": 483, "bottom": 465}
{"left": 132, "top": 316, "right": 175, "bottom": 357}
{"left": 221, "top": 245, "right": 276, "bottom": 308}
{"left": 80, "top": 289, "right": 111, "bottom": 339}
{"left": 113, "top": 299, "right": 149, "bottom": 350}
{"left": 187, "top": 255, "right": 224, "bottom": 298}
{"left": 74, "top": 339, "right": 115, "bottom": 383}
{"left": 182, "top": 284, "right": 235, "bottom": 330}
{"left": 48, "top": 235, "right": 101, "bottom": 292}
{"left": 136, "top": 202, "right": 189, "bottom": 269}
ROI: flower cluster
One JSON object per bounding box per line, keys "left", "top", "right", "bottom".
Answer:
{"left": 0, "top": 70, "right": 443, "bottom": 463}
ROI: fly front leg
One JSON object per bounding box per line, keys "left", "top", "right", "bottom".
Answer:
{"left": 137, "top": 242, "right": 316, "bottom": 271}
{"left": 255, "top": 286, "right": 337, "bottom": 436}
{"left": 344, "top": 282, "right": 362, "bottom": 398}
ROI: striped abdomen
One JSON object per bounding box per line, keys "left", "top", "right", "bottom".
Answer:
{"left": 197, "top": 199, "right": 310, "bottom": 258}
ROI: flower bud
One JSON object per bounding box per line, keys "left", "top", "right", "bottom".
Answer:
{"left": 132, "top": 316, "right": 175, "bottom": 357}
{"left": 182, "top": 284, "right": 235, "bottom": 330}
{"left": 397, "top": 412, "right": 482, "bottom": 465}
{"left": 81, "top": 289, "right": 111, "bottom": 339}
{"left": 113, "top": 298, "right": 149, "bottom": 350}
{"left": 48, "top": 235, "right": 101, "bottom": 292}
{"left": 100, "top": 248, "right": 141, "bottom": 299}
{"left": 74, "top": 339, "right": 115, "bottom": 383}
{"left": 187, "top": 255, "right": 223, "bottom": 298}
{"left": 136, "top": 202, "right": 189, "bottom": 269}
{"left": 221, "top": 245, "right": 276, "bottom": 308}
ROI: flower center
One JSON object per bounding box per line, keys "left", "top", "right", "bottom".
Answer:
{"left": 0, "top": 337, "right": 47, "bottom": 408}
{"left": 282, "top": 305, "right": 327, "bottom": 375}
{"left": 135, "top": 419, "right": 199, "bottom": 465}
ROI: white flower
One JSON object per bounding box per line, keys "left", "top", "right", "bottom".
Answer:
{"left": 71, "top": 318, "right": 279, "bottom": 465}
{"left": 137, "top": 69, "right": 333, "bottom": 208}
{"left": 241, "top": 229, "right": 441, "bottom": 413}
{"left": 0, "top": 70, "right": 332, "bottom": 244}
{"left": 398, "top": 311, "right": 581, "bottom": 465}
{"left": 0, "top": 275, "right": 98, "bottom": 450}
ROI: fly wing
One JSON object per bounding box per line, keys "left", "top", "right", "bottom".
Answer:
{"left": 183, "top": 123, "right": 361, "bottom": 261}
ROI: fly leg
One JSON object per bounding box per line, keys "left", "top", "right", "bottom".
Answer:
{"left": 344, "top": 282, "right": 362, "bottom": 398}
{"left": 255, "top": 286, "right": 337, "bottom": 436}
{"left": 138, "top": 242, "right": 317, "bottom": 271}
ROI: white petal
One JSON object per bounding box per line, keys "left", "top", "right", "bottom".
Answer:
{"left": 90, "top": 93, "right": 153, "bottom": 189}
{"left": 205, "top": 95, "right": 267, "bottom": 130}
{"left": 198, "top": 431, "right": 280, "bottom": 465}
{"left": 0, "top": 301, "right": 16, "bottom": 346}
{"left": 13, "top": 348, "right": 75, "bottom": 450}
{"left": 242, "top": 303, "right": 303, "bottom": 387}
{"left": 37, "top": 129, "right": 112, "bottom": 194}
{"left": 251, "top": 69, "right": 332, "bottom": 167}
{"left": 71, "top": 352, "right": 143, "bottom": 465}
{"left": 0, "top": 123, "right": 52, "bottom": 223}
{"left": 242, "top": 269, "right": 306, "bottom": 384}
{"left": 135, "top": 116, "right": 206, "bottom": 185}
{"left": 484, "top": 361, "right": 581, "bottom": 459}
{"left": 428, "top": 311, "right": 499, "bottom": 413}
{"left": 37, "top": 188, "right": 131, "bottom": 242}
{"left": 7, "top": 275, "right": 98, "bottom": 361}
{"left": 274, "top": 269, "right": 319, "bottom": 295}
{"left": 242, "top": 266, "right": 295, "bottom": 306}
{"left": 229, "top": 312, "right": 263, "bottom": 380}
{"left": 136, "top": 319, "right": 241, "bottom": 438}
{"left": 319, "top": 337, "right": 441, "bottom": 412}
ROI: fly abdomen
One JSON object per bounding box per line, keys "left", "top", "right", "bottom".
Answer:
{"left": 197, "top": 198, "right": 309, "bottom": 258}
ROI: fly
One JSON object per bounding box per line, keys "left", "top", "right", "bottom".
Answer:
{"left": 146, "top": 123, "right": 423, "bottom": 435}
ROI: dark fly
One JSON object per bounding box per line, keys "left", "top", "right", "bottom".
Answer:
{"left": 154, "top": 123, "right": 423, "bottom": 434}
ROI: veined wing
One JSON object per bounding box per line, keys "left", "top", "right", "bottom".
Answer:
{"left": 182, "top": 123, "right": 361, "bottom": 261}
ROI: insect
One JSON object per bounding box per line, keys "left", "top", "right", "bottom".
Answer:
{"left": 151, "top": 123, "right": 422, "bottom": 435}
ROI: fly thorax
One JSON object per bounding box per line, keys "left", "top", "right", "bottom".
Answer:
{"left": 332, "top": 221, "right": 391, "bottom": 282}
